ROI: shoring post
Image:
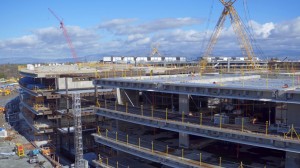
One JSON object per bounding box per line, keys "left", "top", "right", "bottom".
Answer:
{"left": 126, "top": 102, "right": 128, "bottom": 113}
{"left": 200, "top": 112, "right": 203, "bottom": 126}
{"left": 141, "top": 105, "right": 143, "bottom": 116}
{"left": 291, "top": 124, "right": 294, "bottom": 139}
{"left": 126, "top": 134, "right": 128, "bottom": 145}
{"left": 97, "top": 126, "right": 100, "bottom": 135}
{"left": 220, "top": 115, "right": 222, "bottom": 129}
{"left": 266, "top": 121, "right": 269, "bottom": 136}
{"left": 107, "top": 158, "right": 108, "bottom": 166}
{"left": 182, "top": 148, "right": 184, "bottom": 160}
{"left": 219, "top": 157, "right": 222, "bottom": 167}
{"left": 104, "top": 99, "right": 107, "bottom": 108}
{"left": 151, "top": 105, "right": 154, "bottom": 118}
{"left": 116, "top": 132, "right": 118, "bottom": 142}
{"left": 182, "top": 111, "right": 184, "bottom": 123}
{"left": 200, "top": 153, "right": 202, "bottom": 166}
{"left": 139, "top": 138, "right": 140, "bottom": 149}
{"left": 117, "top": 161, "right": 119, "bottom": 168}
{"left": 166, "top": 108, "right": 168, "bottom": 121}
{"left": 166, "top": 145, "right": 168, "bottom": 155}
{"left": 115, "top": 101, "right": 117, "bottom": 110}
{"left": 242, "top": 117, "right": 244, "bottom": 132}
{"left": 151, "top": 141, "right": 154, "bottom": 153}
{"left": 106, "top": 129, "right": 108, "bottom": 138}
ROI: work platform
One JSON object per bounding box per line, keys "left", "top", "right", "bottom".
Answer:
{"left": 94, "top": 74, "right": 300, "bottom": 104}
{"left": 92, "top": 132, "right": 216, "bottom": 168}
{"left": 94, "top": 106, "right": 300, "bottom": 153}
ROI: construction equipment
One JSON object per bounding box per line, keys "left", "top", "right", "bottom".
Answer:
{"left": 202, "top": 0, "right": 256, "bottom": 67}
{"left": 150, "top": 43, "right": 161, "bottom": 57}
{"left": 40, "top": 146, "right": 54, "bottom": 156}
{"left": 48, "top": 8, "right": 79, "bottom": 63}
{"left": 0, "top": 106, "right": 5, "bottom": 113}
{"left": 28, "top": 149, "right": 40, "bottom": 164}
{"left": 2, "top": 89, "right": 11, "bottom": 96}
{"left": 15, "top": 143, "right": 25, "bottom": 157}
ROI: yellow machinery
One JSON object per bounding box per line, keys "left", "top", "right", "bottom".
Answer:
{"left": 40, "top": 146, "right": 54, "bottom": 156}
{"left": 202, "top": 0, "right": 256, "bottom": 68}
{"left": 15, "top": 143, "right": 25, "bottom": 157}
{"left": 0, "top": 106, "right": 5, "bottom": 113}
{"left": 2, "top": 89, "right": 11, "bottom": 96}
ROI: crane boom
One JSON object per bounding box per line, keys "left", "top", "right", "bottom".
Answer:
{"left": 48, "top": 8, "right": 79, "bottom": 63}
{"left": 202, "top": 0, "right": 256, "bottom": 67}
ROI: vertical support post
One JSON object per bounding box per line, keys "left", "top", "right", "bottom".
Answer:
{"left": 115, "top": 101, "right": 117, "bottom": 111}
{"left": 291, "top": 124, "right": 294, "bottom": 139}
{"left": 166, "top": 145, "right": 168, "bottom": 155}
{"left": 116, "top": 132, "right": 118, "bottom": 142}
{"left": 97, "top": 126, "right": 100, "bottom": 135}
{"left": 151, "top": 141, "right": 154, "bottom": 153}
{"left": 182, "top": 148, "right": 184, "bottom": 160}
{"left": 219, "top": 157, "right": 222, "bottom": 167}
{"left": 126, "top": 134, "right": 128, "bottom": 145}
{"left": 220, "top": 115, "right": 222, "bottom": 129}
{"left": 242, "top": 117, "right": 244, "bottom": 132}
{"left": 105, "top": 99, "right": 107, "bottom": 109}
{"left": 106, "top": 158, "right": 108, "bottom": 166}
{"left": 151, "top": 105, "right": 154, "bottom": 118}
{"left": 182, "top": 111, "right": 184, "bottom": 123}
{"left": 126, "top": 102, "right": 128, "bottom": 113}
{"left": 117, "top": 161, "right": 118, "bottom": 168}
{"left": 200, "top": 153, "right": 202, "bottom": 166}
{"left": 138, "top": 138, "right": 140, "bottom": 149}
{"left": 166, "top": 108, "right": 168, "bottom": 121}
{"left": 200, "top": 112, "right": 202, "bottom": 126}
{"left": 106, "top": 129, "right": 108, "bottom": 138}
{"left": 141, "top": 105, "right": 143, "bottom": 116}
{"left": 266, "top": 121, "right": 268, "bottom": 135}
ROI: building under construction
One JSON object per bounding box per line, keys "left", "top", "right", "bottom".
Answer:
{"left": 12, "top": 1, "right": 300, "bottom": 167}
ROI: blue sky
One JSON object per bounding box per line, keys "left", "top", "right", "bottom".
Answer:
{"left": 1, "top": 0, "right": 300, "bottom": 63}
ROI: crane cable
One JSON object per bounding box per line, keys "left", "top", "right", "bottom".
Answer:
{"left": 200, "top": 0, "right": 215, "bottom": 57}
{"left": 243, "top": 0, "right": 265, "bottom": 59}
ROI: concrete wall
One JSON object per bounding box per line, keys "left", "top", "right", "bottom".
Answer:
{"left": 58, "top": 78, "right": 93, "bottom": 90}
{"left": 286, "top": 104, "right": 300, "bottom": 127}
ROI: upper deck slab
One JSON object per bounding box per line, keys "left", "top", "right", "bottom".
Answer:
{"left": 19, "top": 64, "right": 96, "bottom": 78}
{"left": 94, "top": 73, "right": 300, "bottom": 103}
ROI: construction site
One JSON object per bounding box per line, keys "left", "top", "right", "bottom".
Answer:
{"left": 1, "top": 0, "right": 300, "bottom": 168}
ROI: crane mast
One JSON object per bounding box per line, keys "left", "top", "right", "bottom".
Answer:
{"left": 48, "top": 8, "right": 79, "bottom": 63}
{"left": 202, "top": 0, "right": 256, "bottom": 67}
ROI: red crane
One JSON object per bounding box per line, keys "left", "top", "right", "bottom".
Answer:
{"left": 48, "top": 8, "right": 79, "bottom": 63}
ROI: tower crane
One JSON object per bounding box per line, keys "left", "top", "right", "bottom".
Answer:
{"left": 48, "top": 8, "right": 79, "bottom": 63}
{"left": 202, "top": 0, "right": 256, "bottom": 67}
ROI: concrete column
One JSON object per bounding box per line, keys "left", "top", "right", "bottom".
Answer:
{"left": 285, "top": 151, "right": 300, "bottom": 167}
{"left": 179, "top": 94, "right": 189, "bottom": 114}
{"left": 179, "top": 133, "right": 190, "bottom": 148}
{"left": 178, "top": 94, "right": 190, "bottom": 148}
{"left": 286, "top": 104, "right": 300, "bottom": 127}
{"left": 116, "top": 88, "right": 123, "bottom": 105}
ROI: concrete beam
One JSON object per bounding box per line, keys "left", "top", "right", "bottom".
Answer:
{"left": 95, "top": 107, "right": 300, "bottom": 153}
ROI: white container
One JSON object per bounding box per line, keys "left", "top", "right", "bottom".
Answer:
{"left": 103, "top": 57, "right": 112, "bottom": 62}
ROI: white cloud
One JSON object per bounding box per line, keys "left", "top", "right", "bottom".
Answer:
{"left": 250, "top": 21, "right": 275, "bottom": 38}
{"left": 98, "top": 17, "right": 202, "bottom": 35}
{"left": 1, "top": 17, "right": 300, "bottom": 63}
